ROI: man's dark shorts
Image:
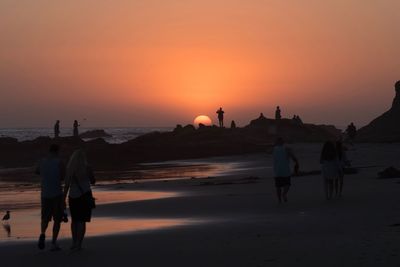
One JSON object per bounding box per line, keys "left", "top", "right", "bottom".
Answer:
{"left": 41, "top": 195, "right": 63, "bottom": 223}
{"left": 275, "top": 176, "right": 291, "bottom": 187}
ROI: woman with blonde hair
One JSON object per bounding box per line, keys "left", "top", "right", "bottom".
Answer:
{"left": 63, "top": 149, "right": 95, "bottom": 251}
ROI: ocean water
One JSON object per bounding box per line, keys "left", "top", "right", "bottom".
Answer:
{"left": 0, "top": 127, "right": 173, "bottom": 144}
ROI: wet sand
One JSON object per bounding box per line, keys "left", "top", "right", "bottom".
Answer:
{"left": 1, "top": 143, "right": 400, "bottom": 266}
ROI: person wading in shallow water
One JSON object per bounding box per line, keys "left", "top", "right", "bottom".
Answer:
{"left": 273, "top": 137, "right": 299, "bottom": 203}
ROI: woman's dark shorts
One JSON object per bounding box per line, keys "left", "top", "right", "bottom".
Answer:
{"left": 274, "top": 176, "right": 291, "bottom": 187}
{"left": 41, "top": 195, "right": 63, "bottom": 222}
{"left": 69, "top": 193, "right": 92, "bottom": 222}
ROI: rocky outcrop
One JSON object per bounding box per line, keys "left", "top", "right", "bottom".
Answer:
{"left": 0, "top": 116, "right": 341, "bottom": 170}
{"left": 358, "top": 81, "right": 400, "bottom": 142}
{"left": 80, "top": 129, "right": 112, "bottom": 139}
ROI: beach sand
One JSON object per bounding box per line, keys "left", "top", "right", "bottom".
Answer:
{"left": 0, "top": 143, "right": 400, "bottom": 266}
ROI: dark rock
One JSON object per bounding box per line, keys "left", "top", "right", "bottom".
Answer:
{"left": 0, "top": 137, "right": 18, "bottom": 145}
{"left": 378, "top": 166, "right": 400, "bottom": 179}
{"left": 358, "top": 81, "right": 400, "bottom": 142}
{"left": 80, "top": 129, "right": 112, "bottom": 139}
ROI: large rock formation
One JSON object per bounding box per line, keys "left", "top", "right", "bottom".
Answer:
{"left": 0, "top": 116, "right": 341, "bottom": 170}
{"left": 358, "top": 81, "right": 400, "bottom": 142}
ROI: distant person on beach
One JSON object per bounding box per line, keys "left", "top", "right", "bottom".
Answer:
{"left": 216, "top": 107, "right": 225, "bottom": 127}
{"left": 231, "top": 120, "right": 236, "bottom": 129}
{"left": 336, "top": 141, "right": 349, "bottom": 197}
{"left": 273, "top": 137, "right": 299, "bottom": 203}
{"left": 54, "top": 120, "right": 60, "bottom": 138}
{"left": 275, "top": 106, "right": 282, "bottom": 120}
{"left": 63, "top": 149, "right": 95, "bottom": 251}
{"left": 320, "top": 141, "right": 342, "bottom": 200}
{"left": 346, "top": 123, "right": 357, "bottom": 143}
{"left": 73, "top": 120, "right": 80, "bottom": 137}
{"left": 36, "top": 144, "right": 66, "bottom": 251}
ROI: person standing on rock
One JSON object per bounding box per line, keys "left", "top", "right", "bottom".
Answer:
{"left": 275, "top": 106, "right": 282, "bottom": 120}
{"left": 273, "top": 137, "right": 299, "bottom": 203}
{"left": 346, "top": 123, "right": 357, "bottom": 144}
{"left": 54, "top": 120, "right": 60, "bottom": 138}
{"left": 73, "top": 120, "right": 80, "bottom": 137}
{"left": 216, "top": 107, "right": 225, "bottom": 128}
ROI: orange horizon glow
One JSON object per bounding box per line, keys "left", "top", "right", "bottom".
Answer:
{"left": 1, "top": 1, "right": 399, "bottom": 128}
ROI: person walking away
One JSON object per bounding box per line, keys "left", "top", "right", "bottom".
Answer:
{"left": 336, "top": 141, "right": 349, "bottom": 197}
{"left": 273, "top": 137, "right": 299, "bottom": 203}
{"left": 36, "top": 144, "right": 65, "bottom": 251}
{"left": 216, "top": 107, "right": 225, "bottom": 128}
{"left": 54, "top": 120, "right": 60, "bottom": 138}
{"left": 320, "top": 141, "right": 342, "bottom": 200}
{"left": 73, "top": 120, "right": 80, "bottom": 137}
{"left": 63, "top": 149, "right": 95, "bottom": 251}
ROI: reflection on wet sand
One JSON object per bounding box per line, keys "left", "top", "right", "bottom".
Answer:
{"left": 0, "top": 189, "right": 196, "bottom": 242}
{"left": 0, "top": 210, "right": 198, "bottom": 241}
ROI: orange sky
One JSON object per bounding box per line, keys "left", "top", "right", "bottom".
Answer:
{"left": 0, "top": 0, "right": 399, "bottom": 128}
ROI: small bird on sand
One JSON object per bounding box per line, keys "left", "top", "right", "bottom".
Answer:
{"left": 2, "top": 211, "right": 10, "bottom": 221}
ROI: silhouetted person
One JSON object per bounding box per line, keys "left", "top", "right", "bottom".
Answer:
{"left": 54, "top": 120, "right": 60, "bottom": 138}
{"left": 336, "top": 140, "right": 349, "bottom": 197}
{"left": 73, "top": 120, "right": 80, "bottom": 137}
{"left": 2, "top": 211, "right": 10, "bottom": 221}
{"left": 2, "top": 223, "right": 11, "bottom": 237}
{"left": 216, "top": 108, "right": 225, "bottom": 127}
{"left": 275, "top": 106, "right": 282, "bottom": 120}
{"left": 230, "top": 120, "right": 236, "bottom": 129}
{"left": 36, "top": 144, "right": 66, "bottom": 251}
{"left": 64, "top": 149, "right": 96, "bottom": 251}
{"left": 346, "top": 123, "right": 357, "bottom": 143}
{"left": 273, "top": 137, "right": 299, "bottom": 203}
{"left": 320, "top": 141, "right": 342, "bottom": 200}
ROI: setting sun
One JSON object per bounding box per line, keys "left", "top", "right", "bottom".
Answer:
{"left": 194, "top": 115, "right": 212, "bottom": 127}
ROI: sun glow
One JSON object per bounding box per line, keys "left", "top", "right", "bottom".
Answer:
{"left": 194, "top": 115, "right": 212, "bottom": 127}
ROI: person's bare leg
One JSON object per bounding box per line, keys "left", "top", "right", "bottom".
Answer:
{"left": 328, "top": 181, "right": 334, "bottom": 200}
{"left": 41, "top": 219, "right": 49, "bottom": 235}
{"left": 52, "top": 221, "right": 61, "bottom": 245}
{"left": 282, "top": 186, "right": 290, "bottom": 202}
{"left": 339, "top": 176, "right": 344, "bottom": 196}
{"left": 76, "top": 222, "right": 86, "bottom": 249}
{"left": 334, "top": 179, "right": 339, "bottom": 197}
{"left": 276, "top": 187, "right": 282, "bottom": 203}
{"left": 324, "top": 180, "right": 329, "bottom": 200}
{"left": 71, "top": 220, "right": 77, "bottom": 249}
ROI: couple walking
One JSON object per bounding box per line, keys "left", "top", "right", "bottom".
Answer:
{"left": 273, "top": 138, "right": 347, "bottom": 203}
{"left": 36, "top": 144, "right": 95, "bottom": 251}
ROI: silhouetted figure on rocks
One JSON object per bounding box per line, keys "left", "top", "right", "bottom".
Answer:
{"left": 230, "top": 120, "right": 236, "bottom": 129}
{"left": 54, "top": 120, "right": 60, "bottom": 138}
{"left": 2, "top": 211, "right": 10, "bottom": 221}
{"left": 73, "top": 120, "right": 80, "bottom": 137}
{"left": 346, "top": 123, "right": 357, "bottom": 143}
{"left": 273, "top": 137, "right": 299, "bottom": 203}
{"left": 216, "top": 108, "right": 225, "bottom": 128}
{"left": 292, "top": 115, "right": 303, "bottom": 125}
{"left": 275, "top": 106, "right": 282, "bottom": 120}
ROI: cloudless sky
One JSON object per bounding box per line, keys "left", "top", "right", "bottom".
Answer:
{"left": 1, "top": 0, "right": 399, "bottom": 128}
